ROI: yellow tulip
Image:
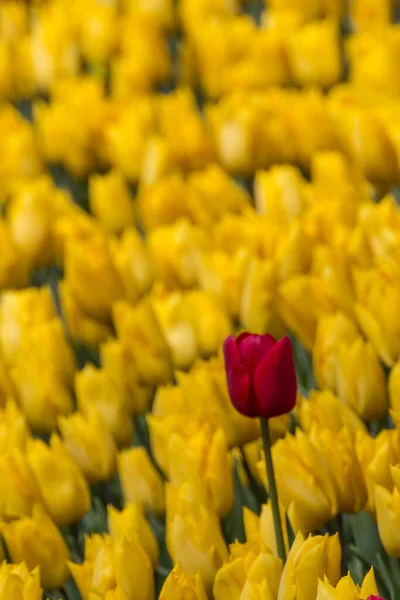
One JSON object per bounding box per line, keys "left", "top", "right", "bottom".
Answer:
{"left": 0, "top": 399, "right": 31, "bottom": 452}
{"left": 310, "top": 427, "right": 367, "bottom": 514}
{"left": 268, "top": 430, "right": 338, "bottom": 532}
{"left": 239, "top": 255, "right": 285, "bottom": 338}
{"left": 100, "top": 339, "right": 153, "bottom": 415}
{"left": 1, "top": 503, "right": 70, "bottom": 589}
{"left": 59, "top": 280, "right": 113, "bottom": 348}
{"left": 185, "top": 290, "right": 232, "bottom": 358}
{"left": 336, "top": 338, "right": 388, "bottom": 421}
{"left": 356, "top": 429, "right": 400, "bottom": 513}
{"left": 0, "top": 218, "right": 27, "bottom": 288}
{"left": 287, "top": 19, "right": 342, "bottom": 88}
{"left": 316, "top": 567, "right": 379, "bottom": 599}
{"left": 69, "top": 532, "right": 154, "bottom": 600}
{"left": 0, "top": 450, "right": 41, "bottom": 519}
{"left": 118, "top": 447, "right": 165, "bottom": 518}
{"left": 0, "top": 287, "right": 55, "bottom": 367}
{"left": 275, "top": 222, "right": 312, "bottom": 282}
{"left": 298, "top": 390, "right": 367, "bottom": 437}
{"left": 254, "top": 165, "right": 307, "bottom": 224}
{"left": 159, "top": 563, "right": 208, "bottom": 600}
{"left": 58, "top": 409, "right": 117, "bottom": 484}
{"left": 214, "top": 540, "right": 283, "bottom": 600}
{"left": 138, "top": 173, "right": 191, "bottom": 231}
{"left": 197, "top": 247, "right": 252, "bottom": 320}
{"left": 151, "top": 288, "right": 199, "bottom": 370}
{"left": 64, "top": 235, "right": 124, "bottom": 322}
{"left": 147, "top": 218, "right": 205, "bottom": 289}
{"left": 313, "top": 312, "right": 359, "bottom": 392}
{"left": 109, "top": 228, "right": 154, "bottom": 303}
{"left": 125, "top": 0, "right": 175, "bottom": 31}
{"left": 244, "top": 501, "right": 289, "bottom": 557}
{"left": 278, "top": 532, "right": 341, "bottom": 600}
{"left": 278, "top": 275, "right": 332, "bottom": 351}
{"left": 10, "top": 319, "right": 75, "bottom": 432}
{"left": 113, "top": 298, "right": 173, "bottom": 386}
{"left": 26, "top": 435, "right": 91, "bottom": 526}
{"left": 155, "top": 357, "right": 259, "bottom": 447}
{"left": 166, "top": 481, "right": 228, "bottom": 594}
{"left": 77, "top": 2, "right": 117, "bottom": 64}
{"left": 148, "top": 417, "right": 233, "bottom": 516}
{"left": 0, "top": 562, "right": 41, "bottom": 600}
{"left": 88, "top": 170, "right": 135, "bottom": 235}
{"left": 375, "top": 484, "right": 400, "bottom": 557}
{"left": 75, "top": 364, "right": 133, "bottom": 447}
{"left": 108, "top": 503, "right": 159, "bottom": 566}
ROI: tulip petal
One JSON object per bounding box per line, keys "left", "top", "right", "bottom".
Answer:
{"left": 253, "top": 336, "right": 297, "bottom": 419}
{"left": 223, "top": 335, "right": 251, "bottom": 415}
{"left": 237, "top": 333, "right": 277, "bottom": 369}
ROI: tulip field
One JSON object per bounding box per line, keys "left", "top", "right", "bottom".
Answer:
{"left": 2, "top": 0, "right": 400, "bottom": 599}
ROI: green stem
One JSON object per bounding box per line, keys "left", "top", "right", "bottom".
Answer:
{"left": 260, "top": 418, "right": 286, "bottom": 564}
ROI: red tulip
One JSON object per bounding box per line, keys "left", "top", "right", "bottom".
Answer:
{"left": 366, "top": 597, "right": 385, "bottom": 600}
{"left": 223, "top": 332, "right": 297, "bottom": 419}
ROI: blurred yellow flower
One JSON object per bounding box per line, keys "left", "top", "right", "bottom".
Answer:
{"left": 166, "top": 481, "right": 228, "bottom": 594}
{"left": 254, "top": 165, "right": 307, "bottom": 224}
{"left": 244, "top": 501, "right": 289, "bottom": 558}
{"left": 298, "top": 390, "right": 367, "bottom": 437}
{"left": 89, "top": 170, "right": 135, "bottom": 235}
{"left": 0, "top": 450, "right": 41, "bottom": 519}
{"left": 1, "top": 503, "right": 70, "bottom": 589}
{"left": 26, "top": 435, "right": 91, "bottom": 526}
{"left": 148, "top": 417, "right": 233, "bottom": 516}
{"left": 118, "top": 447, "right": 165, "bottom": 518}
{"left": 113, "top": 298, "right": 173, "bottom": 386}
{"left": 0, "top": 399, "right": 31, "bottom": 452}
{"left": 58, "top": 409, "right": 117, "bottom": 484}
{"left": 108, "top": 503, "right": 159, "bottom": 566}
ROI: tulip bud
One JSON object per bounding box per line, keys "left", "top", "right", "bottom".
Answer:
{"left": 214, "top": 540, "right": 282, "bottom": 600}
{"left": 313, "top": 312, "right": 359, "bottom": 392}
{"left": 1, "top": 503, "right": 69, "bottom": 589}
{"left": 0, "top": 399, "right": 31, "bottom": 452}
{"left": 118, "top": 447, "right": 165, "bottom": 518}
{"left": 0, "top": 562, "right": 42, "bottom": 600}
{"left": 310, "top": 427, "right": 367, "bottom": 514}
{"left": 267, "top": 430, "right": 338, "bottom": 532}
{"left": 223, "top": 333, "right": 297, "bottom": 419}
{"left": 113, "top": 298, "right": 173, "bottom": 386}
{"left": 58, "top": 409, "right": 117, "bottom": 484}
{"left": 64, "top": 235, "right": 124, "bottom": 322}
{"left": 243, "top": 501, "right": 289, "bottom": 557}
{"left": 75, "top": 364, "right": 133, "bottom": 447}
{"left": 159, "top": 563, "right": 208, "bottom": 600}
{"left": 151, "top": 288, "right": 199, "bottom": 370}
{"left": 0, "top": 287, "right": 55, "bottom": 367}
{"left": 148, "top": 417, "right": 233, "bottom": 517}
{"left": 278, "top": 532, "right": 341, "bottom": 600}
{"left": 166, "top": 481, "right": 228, "bottom": 594}
{"left": 298, "top": 390, "right": 367, "bottom": 437}
{"left": 109, "top": 228, "right": 154, "bottom": 303}
{"left": 375, "top": 484, "right": 400, "bottom": 557}
{"left": 254, "top": 165, "right": 307, "bottom": 224}
{"left": 336, "top": 338, "right": 388, "bottom": 421}
{"left": 0, "top": 450, "right": 41, "bottom": 519}
{"left": 147, "top": 218, "right": 205, "bottom": 289}
{"left": 185, "top": 290, "right": 232, "bottom": 358}
{"left": 108, "top": 503, "right": 159, "bottom": 567}
{"left": 26, "top": 435, "right": 91, "bottom": 526}
{"left": 239, "top": 256, "right": 285, "bottom": 338}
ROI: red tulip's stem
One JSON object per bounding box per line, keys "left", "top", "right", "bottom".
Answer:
{"left": 260, "top": 418, "right": 287, "bottom": 564}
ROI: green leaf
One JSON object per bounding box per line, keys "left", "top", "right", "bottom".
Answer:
{"left": 63, "top": 578, "right": 83, "bottom": 600}
{"left": 346, "top": 511, "right": 382, "bottom": 567}
{"left": 222, "top": 458, "right": 260, "bottom": 544}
